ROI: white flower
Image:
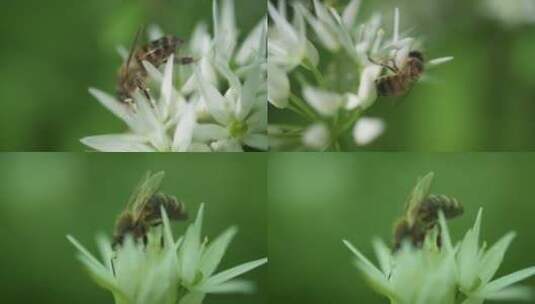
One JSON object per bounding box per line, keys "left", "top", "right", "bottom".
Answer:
{"left": 268, "top": 0, "right": 318, "bottom": 70}
{"left": 83, "top": 0, "right": 267, "bottom": 152}
{"left": 345, "top": 64, "right": 382, "bottom": 111}
{"left": 302, "top": 86, "right": 344, "bottom": 117}
{"left": 268, "top": 1, "right": 455, "bottom": 151}
{"left": 353, "top": 117, "right": 385, "bottom": 145}
{"left": 268, "top": 0, "right": 319, "bottom": 108}
{"left": 194, "top": 25, "right": 268, "bottom": 152}
{"left": 82, "top": 55, "right": 199, "bottom": 152}
{"left": 302, "top": 123, "right": 330, "bottom": 150}
{"left": 67, "top": 204, "right": 267, "bottom": 304}
{"left": 344, "top": 174, "right": 535, "bottom": 304}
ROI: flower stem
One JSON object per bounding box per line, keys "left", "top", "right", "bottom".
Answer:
{"left": 290, "top": 94, "right": 318, "bottom": 121}
{"left": 339, "top": 108, "right": 363, "bottom": 134}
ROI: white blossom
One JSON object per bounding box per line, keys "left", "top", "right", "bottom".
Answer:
{"left": 353, "top": 117, "right": 385, "bottom": 146}
{"left": 82, "top": 0, "right": 267, "bottom": 152}
{"left": 344, "top": 173, "right": 535, "bottom": 304}
{"left": 67, "top": 172, "right": 267, "bottom": 304}
{"left": 268, "top": 0, "right": 454, "bottom": 151}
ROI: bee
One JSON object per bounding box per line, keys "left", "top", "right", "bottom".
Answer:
{"left": 393, "top": 173, "right": 463, "bottom": 251}
{"left": 371, "top": 50, "right": 425, "bottom": 97}
{"left": 117, "top": 28, "right": 194, "bottom": 105}
{"left": 112, "top": 171, "right": 188, "bottom": 248}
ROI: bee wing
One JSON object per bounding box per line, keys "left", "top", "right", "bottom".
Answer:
{"left": 404, "top": 172, "right": 434, "bottom": 226}
{"left": 126, "top": 171, "right": 165, "bottom": 220}
{"left": 124, "top": 26, "right": 145, "bottom": 76}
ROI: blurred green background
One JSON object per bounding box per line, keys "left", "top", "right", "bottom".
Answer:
{"left": 270, "top": 0, "right": 535, "bottom": 151}
{"left": 0, "top": 153, "right": 267, "bottom": 304}
{"left": 0, "top": 0, "right": 265, "bottom": 151}
{"left": 268, "top": 153, "right": 535, "bottom": 303}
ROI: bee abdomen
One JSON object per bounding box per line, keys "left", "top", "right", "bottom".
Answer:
{"left": 419, "top": 194, "right": 463, "bottom": 222}
{"left": 146, "top": 192, "right": 188, "bottom": 222}
{"left": 376, "top": 75, "right": 409, "bottom": 96}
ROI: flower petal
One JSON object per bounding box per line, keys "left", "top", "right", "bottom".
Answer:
{"left": 200, "top": 227, "right": 238, "bottom": 277}
{"left": 172, "top": 102, "right": 197, "bottom": 152}
{"left": 353, "top": 117, "right": 385, "bottom": 145}
{"left": 195, "top": 67, "right": 231, "bottom": 125}
{"left": 81, "top": 134, "right": 154, "bottom": 152}
{"left": 303, "top": 86, "right": 343, "bottom": 116}
{"left": 242, "top": 133, "right": 268, "bottom": 150}
{"left": 201, "top": 258, "right": 267, "bottom": 289}
{"left": 302, "top": 123, "right": 330, "bottom": 150}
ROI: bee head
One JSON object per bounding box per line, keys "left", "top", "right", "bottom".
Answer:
{"left": 408, "top": 51, "right": 424, "bottom": 62}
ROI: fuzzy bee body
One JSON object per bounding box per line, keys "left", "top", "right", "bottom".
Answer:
{"left": 392, "top": 174, "right": 463, "bottom": 251}
{"left": 112, "top": 172, "right": 188, "bottom": 248}
{"left": 375, "top": 50, "right": 425, "bottom": 97}
{"left": 117, "top": 30, "right": 192, "bottom": 105}
{"left": 393, "top": 194, "right": 463, "bottom": 250}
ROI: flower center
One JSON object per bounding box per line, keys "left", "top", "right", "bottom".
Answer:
{"left": 228, "top": 120, "right": 248, "bottom": 138}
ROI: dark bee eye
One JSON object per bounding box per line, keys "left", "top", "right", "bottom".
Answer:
{"left": 409, "top": 51, "right": 424, "bottom": 61}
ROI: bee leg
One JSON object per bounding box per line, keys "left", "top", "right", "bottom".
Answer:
{"left": 175, "top": 56, "right": 195, "bottom": 65}
{"left": 135, "top": 80, "right": 156, "bottom": 108}
{"left": 389, "top": 59, "right": 400, "bottom": 72}
{"left": 122, "top": 98, "right": 138, "bottom": 112}
{"left": 368, "top": 55, "right": 397, "bottom": 73}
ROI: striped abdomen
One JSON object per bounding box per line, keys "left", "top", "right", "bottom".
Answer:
{"left": 136, "top": 35, "right": 184, "bottom": 67}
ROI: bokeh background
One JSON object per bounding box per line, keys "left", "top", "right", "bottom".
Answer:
{"left": 0, "top": 153, "right": 267, "bottom": 304}
{"left": 0, "top": 0, "right": 265, "bottom": 151}
{"left": 268, "top": 153, "right": 535, "bottom": 303}
{"left": 269, "top": 0, "right": 535, "bottom": 151}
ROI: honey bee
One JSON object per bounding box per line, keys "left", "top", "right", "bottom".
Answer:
{"left": 112, "top": 171, "right": 187, "bottom": 248}
{"left": 393, "top": 173, "right": 463, "bottom": 251}
{"left": 117, "top": 28, "right": 194, "bottom": 105}
{"left": 371, "top": 50, "right": 425, "bottom": 97}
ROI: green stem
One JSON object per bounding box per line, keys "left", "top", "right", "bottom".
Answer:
{"left": 339, "top": 108, "right": 363, "bottom": 134}
{"left": 290, "top": 94, "right": 318, "bottom": 121}
{"left": 309, "top": 64, "right": 326, "bottom": 88}
{"left": 287, "top": 103, "right": 310, "bottom": 120}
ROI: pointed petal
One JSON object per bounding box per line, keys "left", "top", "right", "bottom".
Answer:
{"left": 172, "top": 102, "right": 197, "bottom": 152}
{"left": 200, "top": 227, "right": 238, "bottom": 277}
{"left": 479, "top": 232, "right": 516, "bottom": 285}
{"left": 342, "top": 0, "right": 361, "bottom": 28}
{"left": 160, "top": 54, "right": 175, "bottom": 120}
{"left": 428, "top": 56, "right": 454, "bottom": 67}
{"left": 199, "top": 280, "right": 255, "bottom": 294}
{"left": 202, "top": 258, "right": 267, "bottom": 288}
{"left": 480, "top": 267, "right": 535, "bottom": 296}
{"left": 193, "top": 124, "right": 229, "bottom": 142}
{"left": 194, "top": 67, "right": 231, "bottom": 125}
{"left": 242, "top": 133, "right": 268, "bottom": 150}
{"left": 268, "top": 64, "right": 290, "bottom": 109}
{"left": 81, "top": 134, "right": 154, "bottom": 152}
{"left": 89, "top": 88, "right": 136, "bottom": 129}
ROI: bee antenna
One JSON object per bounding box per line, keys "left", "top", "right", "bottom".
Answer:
{"left": 125, "top": 26, "right": 145, "bottom": 76}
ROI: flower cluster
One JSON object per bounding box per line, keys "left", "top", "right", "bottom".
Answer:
{"left": 82, "top": 0, "right": 267, "bottom": 152}
{"left": 268, "top": 0, "right": 453, "bottom": 151}
{"left": 67, "top": 204, "right": 267, "bottom": 304}
{"left": 343, "top": 174, "right": 535, "bottom": 304}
